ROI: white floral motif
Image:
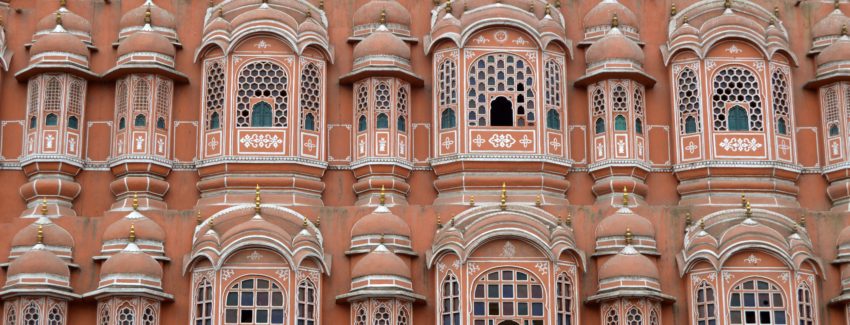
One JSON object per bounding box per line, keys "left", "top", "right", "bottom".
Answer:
{"left": 221, "top": 269, "right": 235, "bottom": 281}
{"left": 208, "top": 137, "right": 219, "bottom": 149}
{"left": 753, "top": 61, "right": 765, "bottom": 72}
{"left": 512, "top": 37, "right": 529, "bottom": 46}
{"left": 473, "top": 35, "right": 489, "bottom": 45}
{"left": 473, "top": 134, "right": 486, "bottom": 147}
{"left": 437, "top": 263, "right": 447, "bottom": 273}
{"left": 451, "top": 260, "right": 461, "bottom": 270}
{"left": 489, "top": 134, "right": 516, "bottom": 148}
{"left": 256, "top": 40, "right": 270, "bottom": 49}
{"left": 519, "top": 135, "right": 532, "bottom": 148}
{"left": 719, "top": 138, "right": 762, "bottom": 152}
{"left": 467, "top": 262, "right": 480, "bottom": 275}
{"left": 744, "top": 254, "right": 761, "bottom": 265}
{"left": 240, "top": 134, "right": 283, "bottom": 149}
{"left": 705, "top": 60, "right": 717, "bottom": 71}
{"left": 276, "top": 269, "right": 290, "bottom": 281}
{"left": 780, "top": 272, "right": 790, "bottom": 283}
{"left": 494, "top": 31, "right": 508, "bottom": 42}
{"left": 725, "top": 44, "right": 742, "bottom": 54}
{"left": 722, "top": 271, "right": 734, "bottom": 283}
{"left": 500, "top": 241, "right": 516, "bottom": 257}
{"left": 535, "top": 262, "right": 549, "bottom": 275}
{"left": 247, "top": 250, "right": 263, "bottom": 261}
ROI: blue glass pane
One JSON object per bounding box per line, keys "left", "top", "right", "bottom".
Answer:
{"left": 502, "top": 285, "right": 514, "bottom": 298}
{"left": 532, "top": 303, "right": 543, "bottom": 316}
{"left": 272, "top": 309, "right": 285, "bottom": 324}
{"left": 474, "top": 302, "right": 485, "bottom": 315}
{"left": 256, "top": 310, "right": 268, "bottom": 323}
{"left": 226, "top": 293, "right": 238, "bottom": 306}
{"left": 242, "top": 292, "right": 254, "bottom": 306}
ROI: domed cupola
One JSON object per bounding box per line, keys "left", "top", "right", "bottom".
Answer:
{"left": 348, "top": 189, "right": 414, "bottom": 255}
{"left": 337, "top": 242, "right": 424, "bottom": 302}
{"left": 16, "top": 4, "right": 96, "bottom": 80}
{"left": 577, "top": 16, "right": 653, "bottom": 87}
{"left": 33, "top": 0, "right": 93, "bottom": 46}
{"left": 341, "top": 16, "right": 422, "bottom": 85}
{"left": 594, "top": 191, "right": 657, "bottom": 256}
{"left": 0, "top": 228, "right": 78, "bottom": 300}
{"left": 118, "top": 0, "right": 178, "bottom": 45}
{"left": 588, "top": 230, "right": 674, "bottom": 304}
{"left": 580, "top": 0, "right": 639, "bottom": 46}
{"left": 9, "top": 200, "right": 75, "bottom": 264}
{"left": 808, "top": 26, "right": 850, "bottom": 89}
{"left": 812, "top": 1, "right": 850, "bottom": 54}
{"left": 84, "top": 224, "right": 172, "bottom": 305}
{"left": 351, "top": 0, "right": 413, "bottom": 40}
{"left": 99, "top": 195, "right": 166, "bottom": 260}
{"left": 105, "top": 5, "right": 186, "bottom": 82}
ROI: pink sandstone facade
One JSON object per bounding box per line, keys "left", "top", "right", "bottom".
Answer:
{"left": 1, "top": 0, "right": 850, "bottom": 324}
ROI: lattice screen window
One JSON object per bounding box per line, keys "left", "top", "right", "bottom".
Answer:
{"left": 634, "top": 87, "right": 645, "bottom": 134}
{"left": 397, "top": 86, "right": 409, "bottom": 132}
{"left": 155, "top": 80, "right": 172, "bottom": 130}
{"left": 471, "top": 269, "right": 545, "bottom": 324}
{"left": 236, "top": 61, "right": 288, "bottom": 128}
{"left": 605, "top": 307, "right": 619, "bottom": 325}
{"left": 612, "top": 86, "right": 628, "bottom": 112}
{"left": 23, "top": 302, "right": 40, "bottom": 325}
{"left": 299, "top": 63, "right": 322, "bottom": 131}
{"left": 545, "top": 60, "right": 563, "bottom": 131}
{"left": 695, "top": 281, "right": 717, "bottom": 325}
{"left": 194, "top": 278, "right": 213, "bottom": 325}
{"left": 438, "top": 59, "right": 457, "bottom": 130}
{"left": 224, "top": 277, "right": 286, "bottom": 324}
{"left": 142, "top": 307, "right": 155, "bottom": 325}
{"left": 593, "top": 88, "right": 606, "bottom": 134}
{"left": 133, "top": 79, "right": 150, "bottom": 127}
{"left": 626, "top": 308, "right": 642, "bottom": 325}
{"left": 771, "top": 70, "right": 791, "bottom": 135}
{"left": 6, "top": 305, "right": 15, "bottom": 325}
{"left": 373, "top": 302, "right": 391, "bottom": 325}
{"left": 825, "top": 88, "right": 840, "bottom": 137}
{"left": 116, "top": 81, "right": 129, "bottom": 130}
{"left": 649, "top": 309, "right": 659, "bottom": 325}
{"left": 46, "top": 305, "right": 62, "bottom": 325}
{"left": 468, "top": 53, "right": 535, "bottom": 126}
{"left": 117, "top": 306, "right": 134, "bottom": 325}
{"left": 28, "top": 80, "right": 40, "bottom": 129}
{"left": 441, "top": 274, "right": 461, "bottom": 325}
{"left": 44, "top": 77, "right": 62, "bottom": 113}
{"left": 728, "top": 279, "right": 786, "bottom": 325}
{"left": 296, "top": 280, "right": 317, "bottom": 325}
{"left": 355, "top": 306, "right": 367, "bottom": 325}
{"left": 797, "top": 284, "right": 815, "bottom": 325}
{"left": 397, "top": 306, "right": 410, "bottom": 325}
{"left": 374, "top": 82, "right": 391, "bottom": 129}
{"left": 712, "top": 67, "right": 763, "bottom": 131}
{"left": 356, "top": 83, "right": 369, "bottom": 132}
{"left": 677, "top": 68, "right": 701, "bottom": 134}
{"left": 555, "top": 273, "right": 574, "bottom": 325}
{"left": 205, "top": 60, "right": 225, "bottom": 130}
{"left": 98, "top": 304, "right": 110, "bottom": 325}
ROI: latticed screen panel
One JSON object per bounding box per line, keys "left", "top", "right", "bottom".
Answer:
{"left": 677, "top": 68, "right": 701, "bottom": 135}
{"left": 770, "top": 70, "right": 790, "bottom": 135}
{"left": 205, "top": 60, "right": 226, "bottom": 130}
{"left": 236, "top": 61, "right": 288, "bottom": 128}
{"left": 299, "top": 63, "right": 322, "bottom": 131}
{"left": 711, "top": 67, "right": 763, "bottom": 132}
{"left": 467, "top": 53, "right": 535, "bottom": 126}
{"left": 471, "top": 269, "right": 545, "bottom": 325}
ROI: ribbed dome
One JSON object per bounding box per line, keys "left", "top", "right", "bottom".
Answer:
{"left": 700, "top": 10, "right": 764, "bottom": 35}
{"left": 230, "top": 7, "right": 298, "bottom": 30}
{"left": 103, "top": 211, "right": 165, "bottom": 243}
{"left": 595, "top": 207, "right": 655, "bottom": 239}
{"left": 119, "top": 1, "right": 176, "bottom": 31}
{"left": 671, "top": 22, "right": 699, "bottom": 39}
{"left": 30, "top": 31, "right": 89, "bottom": 58}
{"left": 813, "top": 9, "right": 850, "bottom": 40}
{"left": 585, "top": 28, "right": 644, "bottom": 65}
{"left": 817, "top": 36, "right": 850, "bottom": 67}
{"left": 205, "top": 15, "right": 232, "bottom": 35}
{"left": 100, "top": 244, "right": 163, "bottom": 279}
{"left": 598, "top": 246, "right": 658, "bottom": 280}
{"left": 11, "top": 220, "right": 73, "bottom": 249}
{"left": 353, "top": 27, "right": 410, "bottom": 60}
{"left": 351, "top": 205, "right": 411, "bottom": 238}
{"left": 584, "top": 0, "right": 638, "bottom": 30}
{"left": 116, "top": 30, "right": 176, "bottom": 58}
{"left": 298, "top": 18, "right": 326, "bottom": 36}
{"left": 36, "top": 10, "right": 92, "bottom": 36}
{"left": 7, "top": 246, "right": 69, "bottom": 279}
{"left": 221, "top": 215, "right": 292, "bottom": 244}
{"left": 351, "top": 244, "right": 410, "bottom": 279}
{"left": 720, "top": 219, "right": 786, "bottom": 245}
{"left": 352, "top": 0, "right": 411, "bottom": 28}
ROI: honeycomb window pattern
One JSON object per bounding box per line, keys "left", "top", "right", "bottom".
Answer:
{"left": 299, "top": 63, "right": 322, "bottom": 131}
{"left": 156, "top": 80, "right": 172, "bottom": 130}
{"left": 23, "top": 302, "right": 39, "bottom": 325}
{"left": 373, "top": 303, "right": 391, "bottom": 325}
{"left": 115, "top": 81, "right": 128, "bottom": 128}
{"left": 67, "top": 80, "right": 84, "bottom": 116}
{"left": 355, "top": 306, "right": 367, "bottom": 325}
{"left": 397, "top": 306, "right": 409, "bottom": 325}
{"left": 236, "top": 61, "right": 288, "bottom": 128}
{"left": 650, "top": 310, "right": 659, "bottom": 325}
{"left": 605, "top": 308, "right": 619, "bottom": 325}
{"left": 770, "top": 70, "right": 790, "bottom": 134}
{"left": 397, "top": 86, "right": 409, "bottom": 132}
{"left": 142, "top": 307, "right": 155, "bottom": 325}
{"left": 44, "top": 77, "right": 62, "bottom": 112}
{"left": 133, "top": 79, "right": 150, "bottom": 115}
{"left": 356, "top": 83, "right": 369, "bottom": 132}
{"left": 593, "top": 88, "right": 606, "bottom": 117}
{"left": 438, "top": 59, "right": 457, "bottom": 106}
{"left": 677, "top": 68, "right": 701, "bottom": 135}
{"left": 468, "top": 53, "right": 535, "bottom": 127}
{"left": 28, "top": 80, "right": 40, "bottom": 118}
{"left": 825, "top": 88, "right": 839, "bottom": 137}
{"left": 612, "top": 86, "right": 628, "bottom": 112}
{"left": 711, "top": 67, "right": 763, "bottom": 132}
{"left": 47, "top": 306, "right": 62, "bottom": 325}
{"left": 118, "top": 307, "right": 134, "bottom": 325}
{"left": 626, "top": 308, "right": 642, "bottom": 325}
{"left": 205, "top": 60, "right": 226, "bottom": 130}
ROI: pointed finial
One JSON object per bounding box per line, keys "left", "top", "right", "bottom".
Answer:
{"left": 684, "top": 212, "right": 692, "bottom": 227}
{"left": 0, "top": 15, "right": 5, "bottom": 27}
{"left": 379, "top": 9, "right": 386, "bottom": 25}
{"left": 208, "top": 217, "right": 215, "bottom": 229}
{"left": 554, "top": 0, "right": 561, "bottom": 8}
{"left": 724, "top": 0, "right": 732, "bottom": 9}
{"left": 837, "top": 0, "right": 842, "bottom": 10}
{"left": 41, "top": 198, "right": 49, "bottom": 215}
{"left": 500, "top": 182, "right": 507, "bottom": 211}
{"left": 129, "top": 223, "right": 136, "bottom": 243}
{"left": 132, "top": 192, "right": 139, "bottom": 210}
{"left": 769, "top": 17, "right": 775, "bottom": 26}
{"left": 611, "top": 13, "right": 619, "bottom": 28}
{"left": 469, "top": 195, "right": 475, "bottom": 207}
{"left": 145, "top": 7, "right": 152, "bottom": 24}
{"left": 545, "top": 3, "right": 551, "bottom": 16}
{"left": 319, "top": 0, "right": 324, "bottom": 10}
{"left": 774, "top": 6, "right": 780, "bottom": 18}
{"left": 37, "top": 224, "right": 44, "bottom": 244}
{"left": 315, "top": 214, "right": 321, "bottom": 228}
{"left": 535, "top": 195, "right": 542, "bottom": 207}
{"left": 671, "top": 3, "right": 677, "bottom": 16}
{"left": 380, "top": 233, "right": 385, "bottom": 244}
{"left": 682, "top": 15, "right": 689, "bottom": 24}
{"left": 624, "top": 228, "right": 633, "bottom": 246}
{"left": 305, "top": 9, "right": 312, "bottom": 18}
{"left": 56, "top": 12, "right": 63, "bottom": 26}
{"left": 622, "top": 186, "right": 629, "bottom": 207}
{"left": 255, "top": 184, "right": 262, "bottom": 213}
{"left": 843, "top": 24, "right": 848, "bottom": 36}
{"left": 529, "top": 1, "right": 534, "bottom": 13}
{"left": 437, "top": 214, "right": 443, "bottom": 229}
{"left": 379, "top": 185, "right": 386, "bottom": 206}
{"left": 197, "top": 210, "right": 203, "bottom": 225}
{"left": 799, "top": 215, "right": 806, "bottom": 228}
{"left": 745, "top": 201, "right": 752, "bottom": 218}
{"left": 566, "top": 213, "right": 572, "bottom": 227}
{"left": 450, "top": 215, "right": 456, "bottom": 228}
{"left": 218, "top": 8, "right": 224, "bottom": 18}
{"left": 303, "top": 217, "right": 309, "bottom": 229}
{"left": 445, "top": 0, "right": 453, "bottom": 14}
{"left": 699, "top": 218, "right": 706, "bottom": 230}
{"left": 741, "top": 194, "right": 747, "bottom": 207}
{"left": 60, "top": 0, "right": 67, "bottom": 7}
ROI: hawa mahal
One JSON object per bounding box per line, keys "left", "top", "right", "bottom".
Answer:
{"left": 0, "top": 0, "right": 849, "bottom": 324}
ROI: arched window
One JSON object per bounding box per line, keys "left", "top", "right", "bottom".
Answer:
{"left": 678, "top": 68, "right": 701, "bottom": 134}
{"left": 68, "top": 116, "right": 79, "bottom": 130}
{"left": 830, "top": 124, "right": 840, "bottom": 136}
{"left": 44, "top": 78, "right": 62, "bottom": 112}
{"left": 468, "top": 53, "right": 534, "bottom": 126}
{"left": 596, "top": 118, "right": 605, "bottom": 134}
{"left": 556, "top": 273, "right": 574, "bottom": 325}
{"left": 695, "top": 281, "right": 717, "bottom": 325}
{"left": 771, "top": 70, "right": 790, "bottom": 136}
{"left": 156, "top": 81, "right": 171, "bottom": 131}
{"left": 397, "top": 116, "right": 406, "bottom": 132}
{"left": 397, "top": 306, "right": 410, "bottom": 325}
{"left": 355, "top": 306, "right": 368, "bottom": 325}
{"left": 30, "top": 116, "right": 37, "bottom": 129}
{"left": 47, "top": 305, "right": 62, "bottom": 325}
{"left": 777, "top": 118, "right": 786, "bottom": 135}
{"left": 116, "top": 80, "right": 128, "bottom": 129}
{"left": 23, "top": 302, "right": 39, "bottom": 325}
{"left": 728, "top": 106, "right": 749, "bottom": 131}
{"left": 797, "top": 284, "right": 815, "bottom": 325}
{"left": 6, "top": 305, "right": 16, "bottom": 325}
{"left": 472, "top": 269, "right": 545, "bottom": 324}
{"left": 441, "top": 109, "right": 456, "bottom": 129}
{"left": 205, "top": 60, "right": 226, "bottom": 131}
{"left": 545, "top": 60, "right": 563, "bottom": 130}
{"left": 358, "top": 115, "right": 368, "bottom": 132}
{"left": 605, "top": 307, "right": 619, "bottom": 325}
{"left": 626, "top": 308, "right": 643, "bottom": 325}
{"left": 224, "top": 277, "right": 285, "bottom": 324}
{"left": 612, "top": 86, "right": 628, "bottom": 113}
{"left": 438, "top": 59, "right": 458, "bottom": 128}
{"left": 397, "top": 87, "right": 409, "bottom": 132}
{"left": 237, "top": 61, "right": 288, "bottom": 127}
{"left": 46, "top": 113, "right": 58, "bottom": 126}
{"left": 825, "top": 89, "right": 839, "bottom": 137}
{"left": 297, "top": 280, "right": 317, "bottom": 325}
{"left": 157, "top": 117, "right": 166, "bottom": 130}
{"left": 251, "top": 102, "right": 273, "bottom": 127}
{"left": 376, "top": 113, "right": 389, "bottom": 129}
{"left": 194, "top": 278, "right": 213, "bottom": 325}
{"left": 118, "top": 306, "right": 135, "bottom": 325}
{"left": 649, "top": 309, "right": 659, "bottom": 325}
{"left": 441, "top": 273, "right": 461, "bottom": 325}
{"left": 67, "top": 80, "right": 84, "bottom": 117}
{"left": 593, "top": 88, "right": 606, "bottom": 133}
{"left": 99, "top": 304, "right": 110, "bottom": 325}
{"left": 119, "top": 118, "right": 127, "bottom": 130}
{"left": 135, "top": 114, "right": 147, "bottom": 127}
{"left": 373, "top": 302, "right": 391, "bottom": 325}
{"left": 729, "top": 279, "right": 786, "bottom": 325}
{"left": 615, "top": 115, "right": 627, "bottom": 131}
{"left": 712, "top": 67, "right": 763, "bottom": 131}
{"left": 134, "top": 79, "right": 151, "bottom": 114}
{"left": 300, "top": 63, "right": 322, "bottom": 131}
{"left": 547, "top": 109, "right": 561, "bottom": 130}
{"left": 635, "top": 118, "right": 643, "bottom": 134}
{"left": 142, "top": 307, "right": 156, "bottom": 325}
{"left": 28, "top": 80, "right": 41, "bottom": 124}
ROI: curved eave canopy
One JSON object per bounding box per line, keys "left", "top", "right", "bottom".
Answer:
{"left": 585, "top": 289, "right": 676, "bottom": 305}
{"left": 339, "top": 67, "right": 424, "bottom": 86}
{"left": 0, "top": 287, "right": 81, "bottom": 300}
{"left": 82, "top": 287, "right": 173, "bottom": 301}
{"left": 803, "top": 71, "right": 850, "bottom": 90}
{"left": 575, "top": 70, "right": 656, "bottom": 88}
{"left": 102, "top": 64, "right": 189, "bottom": 83}
{"left": 335, "top": 289, "right": 426, "bottom": 304}
{"left": 15, "top": 64, "right": 99, "bottom": 81}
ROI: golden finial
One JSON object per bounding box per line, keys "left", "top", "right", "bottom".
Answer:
{"left": 622, "top": 186, "right": 629, "bottom": 207}
{"left": 684, "top": 212, "right": 692, "bottom": 227}
{"left": 566, "top": 213, "right": 572, "bottom": 227}
{"left": 699, "top": 218, "right": 706, "bottom": 230}
{"left": 129, "top": 223, "right": 136, "bottom": 243}
{"left": 305, "top": 9, "right": 312, "bottom": 18}
{"left": 380, "top": 233, "right": 385, "bottom": 244}
{"left": 741, "top": 194, "right": 747, "bottom": 207}
{"left": 843, "top": 24, "right": 848, "bottom": 36}
{"left": 380, "top": 9, "right": 387, "bottom": 25}
{"left": 774, "top": 6, "right": 780, "bottom": 18}
{"left": 55, "top": 12, "right": 63, "bottom": 26}
{"left": 319, "top": 0, "right": 324, "bottom": 10}
{"left": 611, "top": 13, "right": 619, "bottom": 28}
{"left": 724, "top": 0, "right": 732, "bottom": 9}
{"left": 554, "top": 0, "right": 561, "bottom": 8}
{"left": 132, "top": 192, "right": 139, "bottom": 210}
{"left": 837, "top": 0, "right": 842, "bottom": 10}
{"left": 303, "top": 217, "right": 309, "bottom": 229}
{"left": 799, "top": 215, "right": 807, "bottom": 228}
{"left": 208, "top": 218, "right": 215, "bottom": 229}
{"left": 197, "top": 210, "right": 203, "bottom": 225}
{"left": 437, "top": 214, "right": 443, "bottom": 229}
{"left": 262, "top": 0, "right": 268, "bottom": 3}
{"left": 315, "top": 214, "right": 321, "bottom": 228}
{"left": 145, "top": 7, "right": 152, "bottom": 24}
{"left": 255, "top": 184, "right": 261, "bottom": 213}
{"left": 60, "top": 0, "right": 67, "bottom": 7}
{"left": 379, "top": 185, "right": 386, "bottom": 206}
{"left": 218, "top": 8, "right": 224, "bottom": 18}
{"left": 769, "top": 17, "right": 775, "bottom": 26}
{"left": 0, "top": 15, "right": 4, "bottom": 28}
{"left": 469, "top": 195, "right": 475, "bottom": 207}
{"left": 500, "top": 182, "right": 507, "bottom": 211}
{"left": 745, "top": 201, "right": 752, "bottom": 218}
{"left": 41, "top": 198, "right": 48, "bottom": 215}
{"left": 682, "top": 15, "right": 689, "bottom": 24}
{"left": 545, "top": 3, "right": 551, "bottom": 16}
{"left": 37, "top": 224, "right": 44, "bottom": 244}
{"left": 529, "top": 1, "right": 534, "bottom": 13}
{"left": 535, "top": 195, "right": 542, "bottom": 207}
{"left": 624, "top": 228, "right": 633, "bottom": 246}
{"left": 445, "top": 0, "right": 453, "bottom": 14}
{"left": 671, "top": 3, "right": 677, "bottom": 16}
{"left": 450, "top": 215, "right": 456, "bottom": 228}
